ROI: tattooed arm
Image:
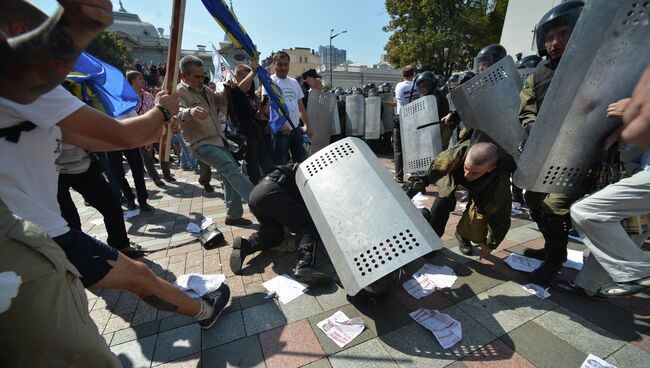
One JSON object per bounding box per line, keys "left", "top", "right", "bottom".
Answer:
{"left": 0, "top": 0, "right": 112, "bottom": 104}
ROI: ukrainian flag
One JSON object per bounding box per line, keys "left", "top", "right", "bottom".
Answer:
{"left": 201, "top": 0, "right": 292, "bottom": 133}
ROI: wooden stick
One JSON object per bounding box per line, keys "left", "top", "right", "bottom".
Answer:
{"left": 159, "top": 0, "right": 186, "bottom": 163}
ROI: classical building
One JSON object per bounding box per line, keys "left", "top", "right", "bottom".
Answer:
{"left": 316, "top": 62, "right": 402, "bottom": 89}
{"left": 265, "top": 47, "right": 321, "bottom": 77}
{"left": 318, "top": 45, "right": 347, "bottom": 67}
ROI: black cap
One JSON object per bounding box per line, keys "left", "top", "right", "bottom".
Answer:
{"left": 301, "top": 68, "right": 322, "bottom": 79}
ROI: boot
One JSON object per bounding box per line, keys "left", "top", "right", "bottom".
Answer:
{"left": 456, "top": 233, "right": 473, "bottom": 256}
{"left": 229, "top": 236, "right": 257, "bottom": 275}
{"left": 528, "top": 214, "right": 570, "bottom": 285}
{"left": 293, "top": 260, "right": 333, "bottom": 287}
{"left": 161, "top": 162, "right": 176, "bottom": 182}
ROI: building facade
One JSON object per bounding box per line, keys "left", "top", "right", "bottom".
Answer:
{"left": 318, "top": 45, "right": 347, "bottom": 67}
{"left": 316, "top": 63, "right": 402, "bottom": 90}
{"left": 265, "top": 47, "right": 321, "bottom": 77}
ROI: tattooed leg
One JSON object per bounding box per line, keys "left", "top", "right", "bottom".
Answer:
{"left": 142, "top": 295, "right": 179, "bottom": 312}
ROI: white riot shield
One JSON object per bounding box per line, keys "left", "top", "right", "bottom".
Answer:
{"left": 518, "top": 67, "right": 535, "bottom": 85}
{"left": 380, "top": 93, "right": 395, "bottom": 132}
{"left": 345, "top": 95, "right": 365, "bottom": 136}
{"left": 296, "top": 138, "right": 442, "bottom": 296}
{"left": 514, "top": 0, "right": 650, "bottom": 195}
{"left": 332, "top": 103, "right": 341, "bottom": 135}
{"left": 451, "top": 56, "right": 526, "bottom": 159}
{"left": 364, "top": 96, "right": 381, "bottom": 139}
{"left": 307, "top": 90, "right": 337, "bottom": 153}
{"left": 399, "top": 95, "right": 442, "bottom": 176}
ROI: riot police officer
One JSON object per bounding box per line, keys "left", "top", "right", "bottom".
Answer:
{"left": 474, "top": 44, "right": 507, "bottom": 73}
{"left": 415, "top": 71, "right": 451, "bottom": 148}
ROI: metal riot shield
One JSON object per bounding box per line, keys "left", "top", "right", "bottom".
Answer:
{"left": 364, "top": 96, "right": 381, "bottom": 139}
{"left": 399, "top": 95, "right": 442, "bottom": 176}
{"left": 518, "top": 68, "right": 536, "bottom": 85}
{"left": 307, "top": 90, "right": 337, "bottom": 153}
{"left": 450, "top": 56, "right": 526, "bottom": 159}
{"left": 332, "top": 102, "right": 341, "bottom": 136}
{"left": 296, "top": 137, "right": 442, "bottom": 296}
{"left": 345, "top": 95, "right": 365, "bottom": 136}
{"left": 514, "top": 0, "right": 650, "bottom": 195}
{"left": 380, "top": 93, "right": 395, "bottom": 132}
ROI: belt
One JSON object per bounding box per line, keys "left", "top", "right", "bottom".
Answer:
{"left": 0, "top": 121, "right": 37, "bottom": 143}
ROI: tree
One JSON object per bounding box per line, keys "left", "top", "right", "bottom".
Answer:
{"left": 86, "top": 31, "right": 132, "bottom": 72}
{"left": 383, "top": 0, "right": 508, "bottom": 77}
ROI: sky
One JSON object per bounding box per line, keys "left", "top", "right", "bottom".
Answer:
{"left": 32, "top": 0, "right": 394, "bottom": 64}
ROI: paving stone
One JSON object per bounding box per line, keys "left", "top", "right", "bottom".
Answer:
{"left": 302, "top": 359, "right": 333, "bottom": 368}
{"left": 110, "top": 334, "right": 157, "bottom": 368}
{"left": 308, "top": 303, "right": 378, "bottom": 355}
{"left": 329, "top": 338, "right": 399, "bottom": 368}
{"left": 457, "top": 292, "right": 530, "bottom": 337}
{"left": 502, "top": 321, "right": 587, "bottom": 368}
{"left": 534, "top": 306, "right": 627, "bottom": 358}
{"left": 103, "top": 332, "right": 114, "bottom": 346}
{"left": 201, "top": 335, "right": 266, "bottom": 368}
{"left": 259, "top": 319, "right": 324, "bottom": 368}
{"left": 152, "top": 324, "right": 200, "bottom": 365}
{"left": 441, "top": 305, "right": 496, "bottom": 359}
{"left": 155, "top": 353, "right": 200, "bottom": 368}
{"left": 242, "top": 300, "right": 287, "bottom": 336}
{"left": 279, "top": 293, "right": 324, "bottom": 323}
{"left": 632, "top": 330, "right": 650, "bottom": 353}
{"left": 379, "top": 322, "right": 458, "bottom": 368}
{"left": 104, "top": 313, "right": 134, "bottom": 334}
{"left": 201, "top": 310, "right": 246, "bottom": 350}
{"left": 349, "top": 293, "right": 414, "bottom": 336}
{"left": 607, "top": 343, "right": 650, "bottom": 368}
{"left": 159, "top": 314, "right": 195, "bottom": 333}
{"left": 485, "top": 281, "right": 557, "bottom": 320}
{"left": 461, "top": 338, "right": 534, "bottom": 368}
{"left": 390, "top": 284, "right": 454, "bottom": 312}
{"left": 504, "top": 225, "right": 542, "bottom": 244}
{"left": 312, "top": 284, "right": 351, "bottom": 311}
{"left": 437, "top": 261, "right": 509, "bottom": 304}
{"left": 111, "top": 320, "right": 160, "bottom": 347}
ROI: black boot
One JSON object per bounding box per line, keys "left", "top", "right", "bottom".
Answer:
{"left": 293, "top": 260, "right": 333, "bottom": 287}
{"left": 529, "top": 214, "right": 570, "bottom": 285}
{"left": 456, "top": 233, "right": 473, "bottom": 256}
{"left": 229, "top": 236, "right": 257, "bottom": 275}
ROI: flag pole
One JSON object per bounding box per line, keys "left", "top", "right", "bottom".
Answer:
{"left": 159, "top": 0, "right": 186, "bottom": 163}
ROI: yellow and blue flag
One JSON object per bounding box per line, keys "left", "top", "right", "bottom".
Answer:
{"left": 201, "top": 0, "right": 292, "bottom": 133}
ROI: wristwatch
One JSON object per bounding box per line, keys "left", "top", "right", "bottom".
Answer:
{"left": 155, "top": 104, "right": 172, "bottom": 121}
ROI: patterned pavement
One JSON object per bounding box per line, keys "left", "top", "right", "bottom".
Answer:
{"left": 74, "top": 154, "right": 650, "bottom": 368}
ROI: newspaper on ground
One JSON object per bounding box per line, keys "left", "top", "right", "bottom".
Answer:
{"left": 452, "top": 202, "right": 467, "bottom": 216}
{"left": 317, "top": 311, "right": 365, "bottom": 348}
{"left": 505, "top": 253, "right": 542, "bottom": 273}
{"left": 511, "top": 202, "right": 523, "bottom": 216}
{"left": 261, "top": 274, "right": 307, "bottom": 304}
{"left": 409, "top": 308, "right": 462, "bottom": 349}
{"left": 522, "top": 283, "right": 551, "bottom": 299}
{"left": 123, "top": 209, "right": 140, "bottom": 219}
{"left": 403, "top": 264, "right": 457, "bottom": 299}
{"left": 580, "top": 354, "right": 617, "bottom": 368}
{"left": 90, "top": 218, "right": 104, "bottom": 225}
{"left": 201, "top": 217, "right": 214, "bottom": 230}
{"left": 411, "top": 192, "right": 427, "bottom": 209}
{"left": 563, "top": 249, "right": 584, "bottom": 270}
{"left": 174, "top": 274, "right": 226, "bottom": 298}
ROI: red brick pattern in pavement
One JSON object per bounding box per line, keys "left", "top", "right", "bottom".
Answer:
{"left": 259, "top": 320, "right": 325, "bottom": 368}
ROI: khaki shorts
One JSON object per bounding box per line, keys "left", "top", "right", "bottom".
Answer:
{"left": 0, "top": 219, "right": 120, "bottom": 368}
{"left": 456, "top": 201, "right": 489, "bottom": 244}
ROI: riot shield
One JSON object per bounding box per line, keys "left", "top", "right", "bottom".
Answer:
{"left": 364, "top": 96, "right": 381, "bottom": 139}
{"left": 450, "top": 56, "right": 526, "bottom": 159}
{"left": 345, "top": 95, "right": 365, "bottom": 136}
{"left": 399, "top": 95, "right": 442, "bottom": 176}
{"left": 307, "top": 90, "right": 337, "bottom": 153}
{"left": 514, "top": 0, "right": 650, "bottom": 195}
{"left": 380, "top": 93, "right": 395, "bottom": 131}
{"left": 296, "top": 138, "right": 442, "bottom": 296}
{"left": 518, "top": 67, "right": 536, "bottom": 85}
{"left": 332, "top": 102, "right": 341, "bottom": 136}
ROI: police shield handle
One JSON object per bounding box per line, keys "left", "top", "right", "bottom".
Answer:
{"left": 159, "top": 0, "right": 186, "bottom": 163}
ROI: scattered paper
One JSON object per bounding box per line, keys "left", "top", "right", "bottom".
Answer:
{"left": 452, "top": 202, "right": 467, "bottom": 216}
{"left": 511, "top": 202, "right": 523, "bottom": 216}
{"left": 411, "top": 192, "right": 427, "bottom": 209}
{"left": 563, "top": 249, "right": 584, "bottom": 270}
{"left": 90, "top": 218, "right": 104, "bottom": 225}
{"left": 174, "top": 177, "right": 187, "bottom": 183}
{"left": 317, "top": 311, "right": 365, "bottom": 348}
{"left": 174, "top": 274, "right": 225, "bottom": 298}
{"left": 0, "top": 272, "right": 22, "bottom": 313}
{"left": 505, "top": 253, "right": 542, "bottom": 273}
{"left": 403, "top": 264, "right": 458, "bottom": 299}
{"left": 262, "top": 274, "right": 306, "bottom": 304}
{"left": 186, "top": 223, "right": 201, "bottom": 234}
{"left": 581, "top": 354, "right": 617, "bottom": 368}
{"left": 522, "top": 283, "right": 551, "bottom": 299}
{"left": 410, "top": 308, "right": 462, "bottom": 349}
{"left": 123, "top": 209, "right": 140, "bottom": 219}
{"left": 201, "top": 217, "right": 214, "bottom": 230}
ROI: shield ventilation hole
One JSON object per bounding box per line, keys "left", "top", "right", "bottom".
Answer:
{"left": 541, "top": 165, "right": 595, "bottom": 188}
{"left": 408, "top": 157, "right": 434, "bottom": 171}
{"left": 623, "top": 2, "right": 649, "bottom": 26}
{"left": 305, "top": 142, "right": 355, "bottom": 177}
{"left": 354, "top": 229, "right": 420, "bottom": 276}
{"left": 467, "top": 65, "right": 512, "bottom": 97}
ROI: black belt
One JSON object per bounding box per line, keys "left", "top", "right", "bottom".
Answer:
{"left": 0, "top": 121, "right": 37, "bottom": 143}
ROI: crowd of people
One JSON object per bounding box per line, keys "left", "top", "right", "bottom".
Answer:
{"left": 0, "top": 0, "right": 648, "bottom": 366}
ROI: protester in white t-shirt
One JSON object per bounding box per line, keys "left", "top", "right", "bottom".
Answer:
{"left": 390, "top": 65, "right": 420, "bottom": 182}
{"left": 263, "top": 51, "right": 313, "bottom": 164}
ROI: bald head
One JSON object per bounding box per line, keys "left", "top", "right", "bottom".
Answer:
{"left": 463, "top": 143, "right": 499, "bottom": 181}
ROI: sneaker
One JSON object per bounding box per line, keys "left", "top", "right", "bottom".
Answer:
{"left": 528, "top": 261, "right": 563, "bottom": 286}
{"left": 140, "top": 203, "right": 155, "bottom": 212}
{"left": 229, "top": 236, "right": 253, "bottom": 275}
{"left": 198, "top": 283, "right": 230, "bottom": 329}
{"left": 225, "top": 217, "right": 253, "bottom": 226}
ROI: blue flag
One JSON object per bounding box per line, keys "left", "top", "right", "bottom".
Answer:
{"left": 66, "top": 52, "right": 138, "bottom": 117}
{"left": 201, "top": 0, "right": 292, "bottom": 133}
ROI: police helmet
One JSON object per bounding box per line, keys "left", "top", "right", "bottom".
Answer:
{"left": 352, "top": 87, "right": 363, "bottom": 95}
{"left": 516, "top": 55, "right": 543, "bottom": 69}
{"left": 415, "top": 71, "right": 436, "bottom": 95}
{"left": 473, "top": 44, "right": 507, "bottom": 73}
{"left": 535, "top": 1, "right": 584, "bottom": 57}
{"left": 458, "top": 70, "right": 476, "bottom": 85}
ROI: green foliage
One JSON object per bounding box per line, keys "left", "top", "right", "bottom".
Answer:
{"left": 383, "top": 0, "right": 508, "bottom": 77}
{"left": 86, "top": 31, "right": 132, "bottom": 72}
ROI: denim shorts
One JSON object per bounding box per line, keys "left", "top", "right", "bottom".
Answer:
{"left": 53, "top": 228, "right": 118, "bottom": 287}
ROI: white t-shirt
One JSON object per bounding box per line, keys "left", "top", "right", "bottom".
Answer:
{"left": 0, "top": 86, "right": 85, "bottom": 237}
{"left": 394, "top": 80, "right": 420, "bottom": 114}
{"left": 263, "top": 75, "right": 304, "bottom": 130}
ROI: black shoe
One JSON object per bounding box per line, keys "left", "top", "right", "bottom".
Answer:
{"left": 550, "top": 279, "right": 605, "bottom": 300}
{"left": 119, "top": 245, "right": 147, "bottom": 259}
{"left": 198, "top": 284, "right": 230, "bottom": 330}
{"left": 229, "top": 237, "right": 253, "bottom": 275}
{"left": 523, "top": 248, "right": 546, "bottom": 261}
{"left": 293, "top": 261, "right": 333, "bottom": 287}
{"left": 153, "top": 179, "right": 166, "bottom": 187}
{"left": 164, "top": 176, "right": 177, "bottom": 183}
{"left": 203, "top": 183, "right": 214, "bottom": 193}
{"left": 127, "top": 200, "right": 137, "bottom": 211}
{"left": 140, "top": 203, "right": 155, "bottom": 212}
{"left": 225, "top": 217, "right": 253, "bottom": 226}
{"left": 528, "top": 261, "right": 563, "bottom": 286}
{"left": 456, "top": 234, "right": 473, "bottom": 256}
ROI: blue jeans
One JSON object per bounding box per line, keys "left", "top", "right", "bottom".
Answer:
{"left": 273, "top": 128, "right": 307, "bottom": 165}
{"left": 172, "top": 134, "right": 197, "bottom": 170}
{"left": 195, "top": 144, "right": 253, "bottom": 219}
